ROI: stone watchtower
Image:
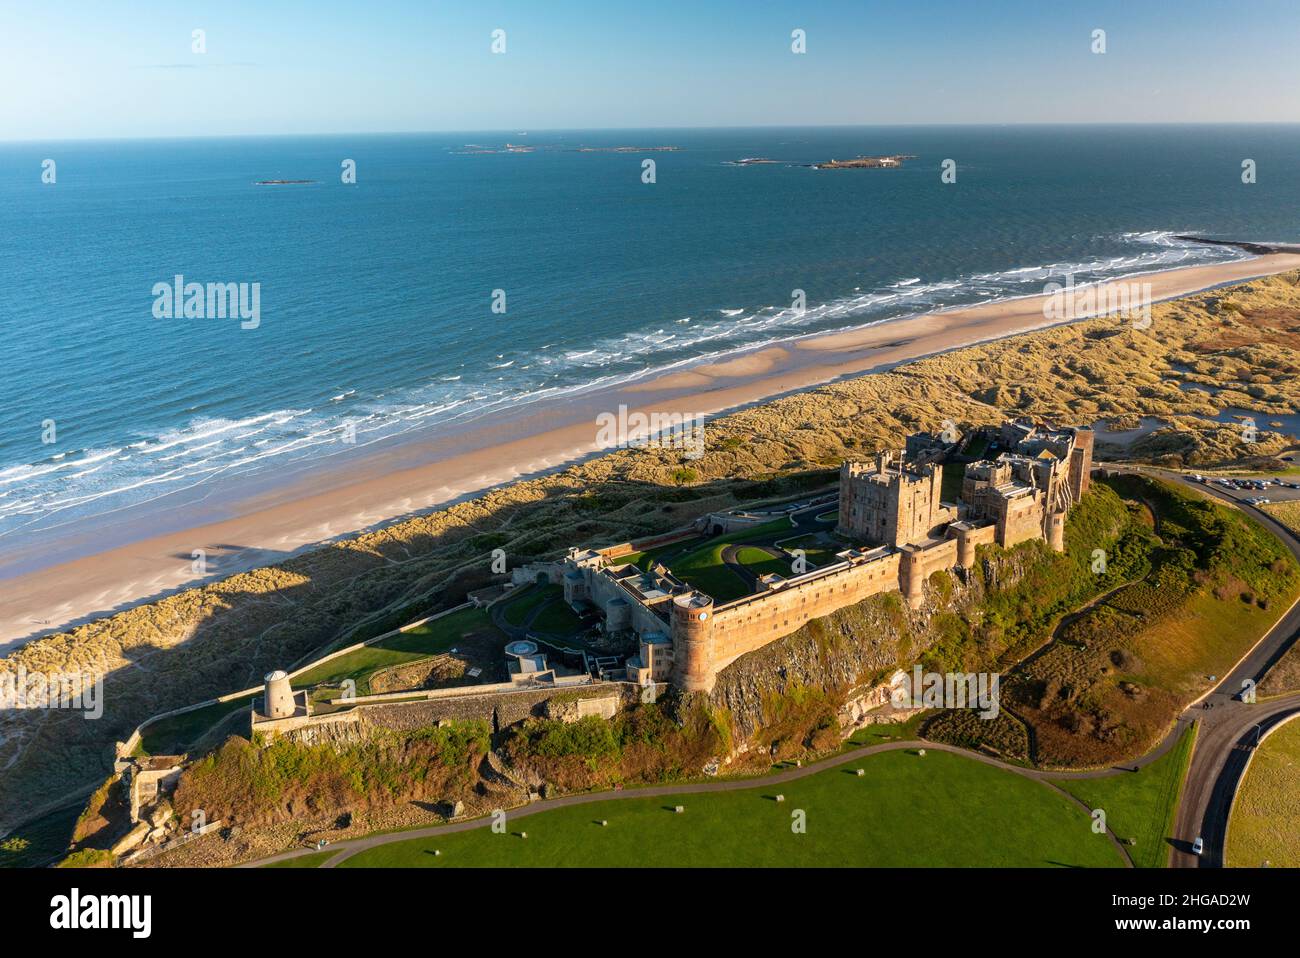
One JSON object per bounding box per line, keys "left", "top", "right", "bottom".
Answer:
{"left": 670, "top": 592, "right": 715, "bottom": 692}
{"left": 263, "top": 670, "right": 295, "bottom": 719}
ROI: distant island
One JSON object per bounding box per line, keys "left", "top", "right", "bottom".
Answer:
{"left": 572, "top": 145, "right": 680, "bottom": 153}
{"left": 727, "top": 157, "right": 780, "bottom": 166}
{"left": 812, "top": 154, "right": 916, "bottom": 170}
{"left": 452, "top": 144, "right": 680, "bottom": 156}
{"left": 255, "top": 179, "right": 316, "bottom": 185}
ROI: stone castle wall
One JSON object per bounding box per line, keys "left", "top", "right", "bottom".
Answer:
{"left": 264, "top": 682, "right": 644, "bottom": 748}
{"left": 674, "top": 552, "right": 904, "bottom": 691}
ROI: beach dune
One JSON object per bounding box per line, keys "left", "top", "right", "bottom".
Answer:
{"left": 3, "top": 252, "right": 1299, "bottom": 648}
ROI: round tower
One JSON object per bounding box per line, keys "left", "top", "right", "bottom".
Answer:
{"left": 671, "top": 592, "right": 715, "bottom": 692}
{"left": 955, "top": 526, "right": 976, "bottom": 570}
{"left": 263, "top": 670, "right": 295, "bottom": 719}
{"left": 605, "top": 596, "right": 632, "bottom": 631}
{"left": 1046, "top": 510, "right": 1066, "bottom": 553}
{"left": 899, "top": 549, "right": 925, "bottom": 610}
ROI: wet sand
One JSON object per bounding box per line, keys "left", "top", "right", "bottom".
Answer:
{"left": 3, "top": 252, "right": 1299, "bottom": 649}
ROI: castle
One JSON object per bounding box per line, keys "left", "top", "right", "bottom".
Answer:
{"left": 562, "top": 420, "right": 1093, "bottom": 693}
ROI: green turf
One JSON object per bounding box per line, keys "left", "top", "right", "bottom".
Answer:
{"left": 843, "top": 711, "right": 930, "bottom": 747}
{"left": 531, "top": 598, "right": 583, "bottom": 635}
{"left": 735, "top": 545, "right": 793, "bottom": 579}
{"left": 776, "top": 533, "right": 841, "bottom": 568}
{"left": 1226, "top": 717, "right": 1300, "bottom": 868}
{"left": 139, "top": 607, "right": 500, "bottom": 753}
{"left": 500, "top": 584, "right": 560, "bottom": 627}
{"left": 261, "top": 850, "right": 338, "bottom": 868}
{"left": 940, "top": 462, "right": 966, "bottom": 503}
{"left": 666, "top": 519, "right": 795, "bottom": 602}
{"left": 1057, "top": 723, "right": 1197, "bottom": 868}
{"left": 138, "top": 695, "right": 256, "bottom": 756}
{"left": 338, "top": 749, "right": 1123, "bottom": 868}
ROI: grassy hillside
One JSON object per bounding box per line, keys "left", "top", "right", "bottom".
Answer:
{"left": 6, "top": 270, "right": 1300, "bottom": 832}
{"left": 1227, "top": 717, "right": 1300, "bottom": 868}
{"left": 1058, "top": 723, "right": 1197, "bottom": 868}
{"left": 1002, "top": 476, "right": 1297, "bottom": 767}
{"left": 336, "top": 749, "right": 1124, "bottom": 868}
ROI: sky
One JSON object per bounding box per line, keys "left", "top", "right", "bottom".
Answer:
{"left": 2, "top": 0, "right": 1298, "bottom": 140}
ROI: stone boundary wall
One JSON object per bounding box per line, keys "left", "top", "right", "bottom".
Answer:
{"left": 272, "top": 681, "right": 655, "bottom": 747}
{"left": 117, "top": 602, "right": 476, "bottom": 759}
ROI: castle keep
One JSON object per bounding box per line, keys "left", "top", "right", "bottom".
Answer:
{"left": 562, "top": 421, "right": 1093, "bottom": 693}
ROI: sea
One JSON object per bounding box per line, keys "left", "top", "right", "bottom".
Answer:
{"left": 2, "top": 124, "right": 1299, "bottom": 556}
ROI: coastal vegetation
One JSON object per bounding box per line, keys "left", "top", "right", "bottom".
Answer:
{"left": 502, "top": 699, "right": 727, "bottom": 792}
{"left": 173, "top": 720, "right": 490, "bottom": 830}
{"left": 333, "top": 749, "right": 1123, "bottom": 868}
{"left": 1057, "top": 723, "right": 1197, "bottom": 868}
{"left": 1225, "top": 717, "right": 1300, "bottom": 867}
{"left": 7, "top": 269, "right": 1300, "bottom": 845}
{"left": 926, "top": 475, "right": 1298, "bottom": 767}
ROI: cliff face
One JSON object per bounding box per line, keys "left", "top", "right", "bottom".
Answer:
{"left": 709, "top": 547, "right": 1047, "bottom": 749}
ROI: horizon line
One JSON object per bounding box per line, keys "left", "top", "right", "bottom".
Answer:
{"left": 5, "top": 119, "right": 1300, "bottom": 145}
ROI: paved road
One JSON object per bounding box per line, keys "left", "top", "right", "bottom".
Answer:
{"left": 245, "top": 466, "right": 1300, "bottom": 870}
{"left": 243, "top": 738, "right": 1134, "bottom": 869}
{"left": 1105, "top": 463, "right": 1300, "bottom": 867}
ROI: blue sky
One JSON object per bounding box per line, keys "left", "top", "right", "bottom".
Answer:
{"left": 3, "top": 0, "right": 1298, "bottom": 140}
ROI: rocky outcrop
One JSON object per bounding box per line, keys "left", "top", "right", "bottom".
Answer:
{"left": 710, "top": 547, "right": 1042, "bottom": 748}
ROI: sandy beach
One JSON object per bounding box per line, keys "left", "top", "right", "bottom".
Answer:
{"left": 3, "top": 252, "right": 1299, "bottom": 649}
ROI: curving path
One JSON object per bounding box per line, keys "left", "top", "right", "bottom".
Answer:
{"left": 242, "top": 465, "right": 1300, "bottom": 871}
{"left": 1105, "top": 463, "right": 1300, "bottom": 867}
{"left": 242, "top": 738, "right": 1133, "bottom": 869}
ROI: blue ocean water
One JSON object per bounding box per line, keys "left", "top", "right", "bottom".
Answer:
{"left": 1, "top": 125, "right": 1299, "bottom": 548}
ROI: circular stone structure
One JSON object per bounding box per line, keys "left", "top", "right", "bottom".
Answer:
{"left": 263, "top": 669, "right": 295, "bottom": 719}
{"left": 504, "top": 639, "right": 539, "bottom": 658}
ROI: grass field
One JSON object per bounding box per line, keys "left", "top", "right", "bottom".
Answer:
{"left": 735, "top": 545, "right": 792, "bottom": 579}
{"left": 0, "top": 803, "right": 83, "bottom": 869}
{"left": 139, "top": 607, "right": 500, "bottom": 753}
{"left": 1261, "top": 500, "right": 1300, "bottom": 538}
{"left": 334, "top": 749, "right": 1123, "bottom": 868}
{"left": 1058, "top": 723, "right": 1197, "bottom": 869}
{"left": 1226, "top": 716, "right": 1300, "bottom": 868}
{"left": 775, "top": 533, "right": 841, "bottom": 568}
{"left": 500, "top": 584, "right": 559, "bottom": 627}
{"left": 666, "top": 519, "right": 794, "bottom": 602}
{"left": 531, "top": 598, "right": 583, "bottom": 635}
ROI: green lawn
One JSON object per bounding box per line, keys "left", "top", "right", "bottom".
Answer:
{"left": 940, "top": 462, "right": 966, "bottom": 503}
{"left": 1227, "top": 716, "right": 1300, "bottom": 868}
{"left": 289, "top": 606, "right": 500, "bottom": 692}
{"left": 776, "top": 533, "right": 841, "bottom": 568}
{"left": 501, "top": 584, "right": 560, "bottom": 627}
{"left": 735, "top": 545, "right": 792, "bottom": 579}
{"left": 0, "top": 803, "right": 83, "bottom": 869}
{"left": 336, "top": 749, "right": 1123, "bottom": 868}
{"left": 531, "top": 599, "right": 583, "bottom": 635}
{"left": 670, "top": 542, "right": 750, "bottom": 602}
{"left": 623, "top": 536, "right": 705, "bottom": 572}
{"left": 139, "top": 607, "right": 500, "bottom": 753}
{"left": 666, "top": 519, "right": 795, "bottom": 603}
{"left": 1057, "top": 723, "right": 1197, "bottom": 868}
